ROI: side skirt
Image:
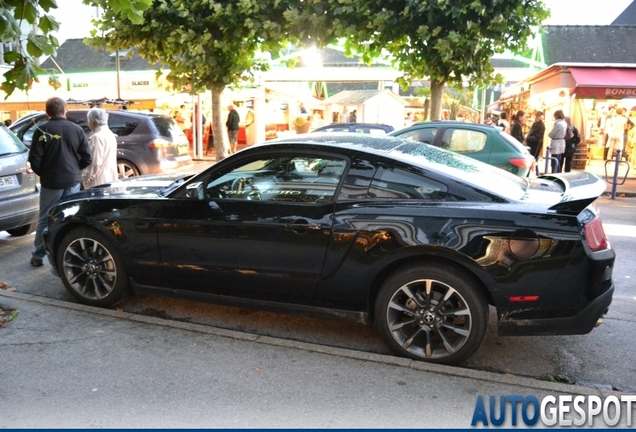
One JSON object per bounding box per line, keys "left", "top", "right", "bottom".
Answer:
{"left": 129, "top": 278, "right": 370, "bottom": 325}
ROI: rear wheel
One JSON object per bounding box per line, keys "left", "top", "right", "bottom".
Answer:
{"left": 6, "top": 222, "right": 36, "bottom": 236}
{"left": 56, "top": 227, "right": 129, "bottom": 307}
{"left": 375, "top": 263, "right": 488, "bottom": 365}
{"left": 117, "top": 159, "right": 140, "bottom": 179}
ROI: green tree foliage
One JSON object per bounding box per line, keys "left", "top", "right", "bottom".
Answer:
{"left": 324, "top": 0, "right": 550, "bottom": 120}
{"left": 89, "top": 0, "right": 296, "bottom": 160}
{"left": 0, "top": 0, "right": 150, "bottom": 97}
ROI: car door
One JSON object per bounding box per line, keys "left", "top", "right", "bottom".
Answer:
{"left": 437, "top": 127, "right": 493, "bottom": 164}
{"left": 155, "top": 151, "right": 347, "bottom": 305}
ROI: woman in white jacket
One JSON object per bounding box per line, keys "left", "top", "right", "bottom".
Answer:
{"left": 548, "top": 109, "right": 567, "bottom": 173}
{"left": 82, "top": 108, "right": 118, "bottom": 189}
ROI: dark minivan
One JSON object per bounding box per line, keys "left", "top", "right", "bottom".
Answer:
{"left": 10, "top": 110, "right": 193, "bottom": 178}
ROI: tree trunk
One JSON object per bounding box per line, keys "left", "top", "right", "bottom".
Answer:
{"left": 429, "top": 80, "right": 446, "bottom": 121}
{"left": 211, "top": 86, "right": 229, "bottom": 161}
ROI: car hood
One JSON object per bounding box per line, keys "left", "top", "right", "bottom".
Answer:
{"left": 525, "top": 171, "right": 606, "bottom": 214}
{"left": 66, "top": 173, "right": 196, "bottom": 200}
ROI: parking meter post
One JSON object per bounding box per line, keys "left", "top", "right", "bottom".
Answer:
{"left": 544, "top": 146, "right": 551, "bottom": 175}
{"left": 611, "top": 149, "right": 621, "bottom": 200}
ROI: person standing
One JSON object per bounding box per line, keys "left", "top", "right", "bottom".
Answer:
{"left": 548, "top": 109, "right": 567, "bottom": 173}
{"left": 605, "top": 107, "right": 628, "bottom": 160}
{"left": 498, "top": 112, "right": 510, "bottom": 133}
{"left": 525, "top": 111, "right": 545, "bottom": 159}
{"left": 563, "top": 116, "right": 581, "bottom": 172}
{"left": 226, "top": 104, "right": 240, "bottom": 154}
{"left": 28, "top": 97, "right": 92, "bottom": 267}
{"left": 350, "top": 110, "right": 357, "bottom": 123}
{"left": 82, "top": 108, "right": 118, "bottom": 189}
{"left": 510, "top": 110, "right": 525, "bottom": 143}
{"left": 340, "top": 107, "right": 349, "bottom": 123}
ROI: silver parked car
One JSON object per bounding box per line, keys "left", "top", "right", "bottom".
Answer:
{"left": 0, "top": 125, "right": 39, "bottom": 236}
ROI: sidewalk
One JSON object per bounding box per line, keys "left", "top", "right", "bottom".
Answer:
{"left": 581, "top": 158, "right": 636, "bottom": 197}
{"left": 0, "top": 289, "right": 625, "bottom": 428}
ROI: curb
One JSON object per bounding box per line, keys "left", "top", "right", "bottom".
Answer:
{"left": 0, "top": 289, "right": 623, "bottom": 397}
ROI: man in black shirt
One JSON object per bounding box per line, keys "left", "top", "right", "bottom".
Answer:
{"left": 226, "top": 104, "right": 240, "bottom": 154}
{"left": 525, "top": 111, "right": 546, "bottom": 159}
{"left": 28, "top": 97, "right": 92, "bottom": 267}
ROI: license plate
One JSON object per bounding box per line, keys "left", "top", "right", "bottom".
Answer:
{"left": 0, "top": 174, "right": 19, "bottom": 190}
{"left": 177, "top": 145, "right": 189, "bottom": 155}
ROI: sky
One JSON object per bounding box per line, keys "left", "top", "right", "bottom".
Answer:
{"left": 51, "top": 0, "right": 634, "bottom": 43}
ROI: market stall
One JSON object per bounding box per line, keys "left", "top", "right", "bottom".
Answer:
{"left": 496, "top": 63, "right": 636, "bottom": 169}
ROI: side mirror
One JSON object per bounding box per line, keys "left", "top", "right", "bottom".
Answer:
{"left": 185, "top": 181, "right": 204, "bottom": 200}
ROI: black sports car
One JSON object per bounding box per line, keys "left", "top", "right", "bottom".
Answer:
{"left": 43, "top": 134, "right": 615, "bottom": 365}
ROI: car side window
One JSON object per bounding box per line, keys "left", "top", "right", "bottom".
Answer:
{"left": 65, "top": 112, "right": 91, "bottom": 134}
{"left": 21, "top": 118, "right": 50, "bottom": 145}
{"left": 397, "top": 127, "right": 438, "bottom": 144}
{"left": 109, "top": 114, "right": 139, "bottom": 137}
{"left": 317, "top": 126, "right": 349, "bottom": 132}
{"left": 369, "top": 167, "right": 448, "bottom": 200}
{"left": 441, "top": 129, "right": 487, "bottom": 153}
{"left": 205, "top": 155, "right": 347, "bottom": 203}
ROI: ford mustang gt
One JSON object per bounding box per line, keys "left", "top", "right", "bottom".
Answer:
{"left": 43, "top": 134, "right": 615, "bottom": 365}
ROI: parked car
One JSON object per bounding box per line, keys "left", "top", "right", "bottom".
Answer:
{"left": 43, "top": 134, "right": 614, "bottom": 365}
{"left": 389, "top": 121, "right": 535, "bottom": 176}
{"left": 311, "top": 123, "right": 395, "bottom": 135}
{"left": 0, "top": 124, "right": 39, "bottom": 236}
{"left": 10, "top": 110, "right": 193, "bottom": 178}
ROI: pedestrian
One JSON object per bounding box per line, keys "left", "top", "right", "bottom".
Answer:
{"left": 340, "top": 107, "right": 349, "bottom": 123}
{"left": 350, "top": 109, "right": 357, "bottom": 123}
{"left": 510, "top": 110, "right": 525, "bottom": 143}
{"left": 27, "top": 97, "right": 92, "bottom": 267}
{"left": 81, "top": 108, "right": 118, "bottom": 189}
{"left": 226, "top": 104, "right": 240, "bottom": 154}
{"left": 605, "top": 107, "right": 628, "bottom": 160}
{"left": 174, "top": 104, "right": 189, "bottom": 133}
{"left": 563, "top": 116, "right": 581, "bottom": 172}
{"left": 548, "top": 109, "right": 567, "bottom": 173}
{"left": 498, "top": 112, "right": 510, "bottom": 133}
{"left": 525, "top": 111, "right": 545, "bottom": 159}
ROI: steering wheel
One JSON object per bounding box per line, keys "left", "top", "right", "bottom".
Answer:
{"left": 231, "top": 177, "right": 246, "bottom": 193}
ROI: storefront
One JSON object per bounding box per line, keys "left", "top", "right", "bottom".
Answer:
{"left": 497, "top": 63, "right": 636, "bottom": 167}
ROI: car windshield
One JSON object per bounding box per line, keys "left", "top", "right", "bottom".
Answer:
{"left": 0, "top": 126, "right": 27, "bottom": 155}
{"left": 499, "top": 130, "right": 529, "bottom": 152}
{"left": 390, "top": 142, "right": 529, "bottom": 200}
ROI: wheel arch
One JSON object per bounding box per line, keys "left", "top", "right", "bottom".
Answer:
{"left": 49, "top": 220, "right": 128, "bottom": 268}
{"left": 366, "top": 251, "right": 494, "bottom": 325}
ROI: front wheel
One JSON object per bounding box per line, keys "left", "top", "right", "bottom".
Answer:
{"left": 375, "top": 263, "right": 488, "bottom": 365}
{"left": 56, "top": 227, "right": 129, "bottom": 307}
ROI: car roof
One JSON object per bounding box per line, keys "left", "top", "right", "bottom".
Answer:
{"left": 405, "top": 120, "right": 499, "bottom": 130}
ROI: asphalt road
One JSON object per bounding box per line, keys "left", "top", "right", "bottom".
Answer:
{"left": 1, "top": 195, "right": 635, "bottom": 394}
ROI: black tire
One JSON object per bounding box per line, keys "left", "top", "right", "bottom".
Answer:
{"left": 56, "top": 227, "right": 129, "bottom": 307}
{"left": 6, "top": 222, "right": 36, "bottom": 236}
{"left": 375, "top": 263, "right": 488, "bottom": 365}
{"left": 117, "top": 160, "right": 140, "bottom": 179}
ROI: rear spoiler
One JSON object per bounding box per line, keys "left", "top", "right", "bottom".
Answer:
{"left": 545, "top": 172, "right": 606, "bottom": 215}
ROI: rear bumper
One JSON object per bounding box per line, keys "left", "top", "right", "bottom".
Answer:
{"left": 498, "top": 285, "right": 613, "bottom": 336}
{"left": 0, "top": 191, "right": 39, "bottom": 232}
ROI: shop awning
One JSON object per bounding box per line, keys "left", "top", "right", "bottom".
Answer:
{"left": 569, "top": 67, "right": 636, "bottom": 99}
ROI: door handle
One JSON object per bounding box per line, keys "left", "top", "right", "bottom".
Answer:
{"left": 286, "top": 219, "right": 322, "bottom": 233}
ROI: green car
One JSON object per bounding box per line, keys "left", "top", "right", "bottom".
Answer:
{"left": 389, "top": 121, "right": 536, "bottom": 177}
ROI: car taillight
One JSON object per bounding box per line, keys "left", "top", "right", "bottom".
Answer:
{"left": 584, "top": 215, "right": 609, "bottom": 251}
{"left": 508, "top": 157, "right": 534, "bottom": 169}
{"left": 148, "top": 139, "right": 173, "bottom": 149}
